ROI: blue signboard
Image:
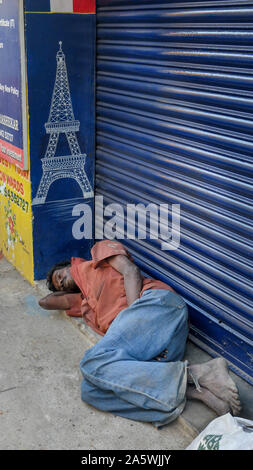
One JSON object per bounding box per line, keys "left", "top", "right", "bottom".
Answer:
{"left": 0, "top": 0, "right": 27, "bottom": 169}
{"left": 25, "top": 7, "right": 95, "bottom": 279}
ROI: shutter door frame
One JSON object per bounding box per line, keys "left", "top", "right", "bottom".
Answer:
{"left": 95, "top": 0, "right": 253, "bottom": 384}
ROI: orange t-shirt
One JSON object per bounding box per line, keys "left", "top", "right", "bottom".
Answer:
{"left": 68, "top": 240, "right": 174, "bottom": 335}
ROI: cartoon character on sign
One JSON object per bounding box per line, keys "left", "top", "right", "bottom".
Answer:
{"left": 4, "top": 200, "right": 18, "bottom": 248}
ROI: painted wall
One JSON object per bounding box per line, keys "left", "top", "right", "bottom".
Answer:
{"left": 0, "top": 0, "right": 96, "bottom": 282}
{"left": 0, "top": 0, "right": 28, "bottom": 169}
{"left": 25, "top": 1, "right": 96, "bottom": 280}
{"left": 0, "top": 157, "right": 34, "bottom": 283}
{"left": 0, "top": 0, "right": 33, "bottom": 282}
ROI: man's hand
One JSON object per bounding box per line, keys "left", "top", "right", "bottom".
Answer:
{"left": 155, "top": 349, "right": 169, "bottom": 361}
{"left": 107, "top": 255, "right": 143, "bottom": 306}
{"left": 39, "top": 292, "right": 76, "bottom": 310}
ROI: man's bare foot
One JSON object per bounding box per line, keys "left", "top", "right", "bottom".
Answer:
{"left": 188, "top": 358, "right": 241, "bottom": 416}
{"left": 186, "top": 385, "right": 230, "bottom": 416}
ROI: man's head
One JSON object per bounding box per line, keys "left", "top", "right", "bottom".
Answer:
{"left": 46, "top": 261, "right": 80, "bottom": 293}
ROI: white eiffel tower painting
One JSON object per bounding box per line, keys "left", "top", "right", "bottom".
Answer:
{"left": 32, "top": 41, "right": 93, "bottom": 205}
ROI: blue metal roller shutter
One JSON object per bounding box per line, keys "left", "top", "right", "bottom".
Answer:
{"left": 95, "top": 0, "right": 253, "bottom": 384}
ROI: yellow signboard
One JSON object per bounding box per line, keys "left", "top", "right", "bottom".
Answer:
{"left": 0, "top": 156, "right": 34, "bottom": 283}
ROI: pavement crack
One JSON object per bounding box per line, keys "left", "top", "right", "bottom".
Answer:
{"left": 0, "top": 386, "right": 19, "bottom": 393}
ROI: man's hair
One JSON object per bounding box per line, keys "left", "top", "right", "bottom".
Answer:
{"left": 46, "top": 260, "right": 71, "bottom": 292}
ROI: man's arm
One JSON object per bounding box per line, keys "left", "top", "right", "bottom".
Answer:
{"left": 107, "top": 255, "right": 143, "bottom": 306}
{"left": 39, "top": 292, "right": 76, "bottom": 310}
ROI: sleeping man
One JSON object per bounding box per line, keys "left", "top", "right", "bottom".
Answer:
{"left": 39, "top": 239, "right": 241, "bottom": 428}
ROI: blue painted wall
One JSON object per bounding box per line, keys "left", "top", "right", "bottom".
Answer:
{"left": 25, "top": 10, "right": 95, "bottom": 279}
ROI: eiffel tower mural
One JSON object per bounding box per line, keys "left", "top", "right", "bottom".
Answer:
{"left": 32, "top": 42, "right": 93, "bottom": 205}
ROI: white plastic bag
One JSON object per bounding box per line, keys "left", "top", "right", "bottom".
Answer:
{"left": 186, "top": 413, "right": 253, "bottom": 450}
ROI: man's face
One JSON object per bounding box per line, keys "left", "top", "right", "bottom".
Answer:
{"left": 52, "top": 266, "right": 78, "bottom": 292}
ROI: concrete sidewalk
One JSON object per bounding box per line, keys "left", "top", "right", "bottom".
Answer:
{"left": 0, "top": 256, "right": 252, "bottom": 450}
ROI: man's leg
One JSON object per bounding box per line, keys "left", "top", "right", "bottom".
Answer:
{"left": 90, "top": 289, "right": 189, "bottom": 362}
{"left": 81, "top": 376, "right": 186, "bottom": 427}
{"left": 82, "top": 364, "right": 241, "bottom": 422}
{"left": 80, "top": 290, "right": 241, "bottom": 423}
{"left": 187, "top": 358, "right": 241, "bottom": 415}
{"left": 80, "top": 290, "right": 189, "bottom": 427}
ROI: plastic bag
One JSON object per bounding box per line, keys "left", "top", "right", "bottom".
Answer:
{"left": 186, "top": 413, "right": 253, "bottom": 450}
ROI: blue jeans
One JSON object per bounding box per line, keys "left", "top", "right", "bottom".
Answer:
{"left": 80, "top": 289, "right": 189, "bottom": 428}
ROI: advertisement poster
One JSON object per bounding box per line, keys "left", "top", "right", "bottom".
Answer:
{"left": 25, "top": 2, "right": 96, "bottom": 279}
{"left": 0, "top": 0, "right": 28, "bottom": 169}
{"left": 0, "top": 156, "right": 33, "bottom": 282}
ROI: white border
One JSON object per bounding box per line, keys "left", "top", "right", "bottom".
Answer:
{"left": 50, "top": 0, "right": 73, "bottom": 12}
